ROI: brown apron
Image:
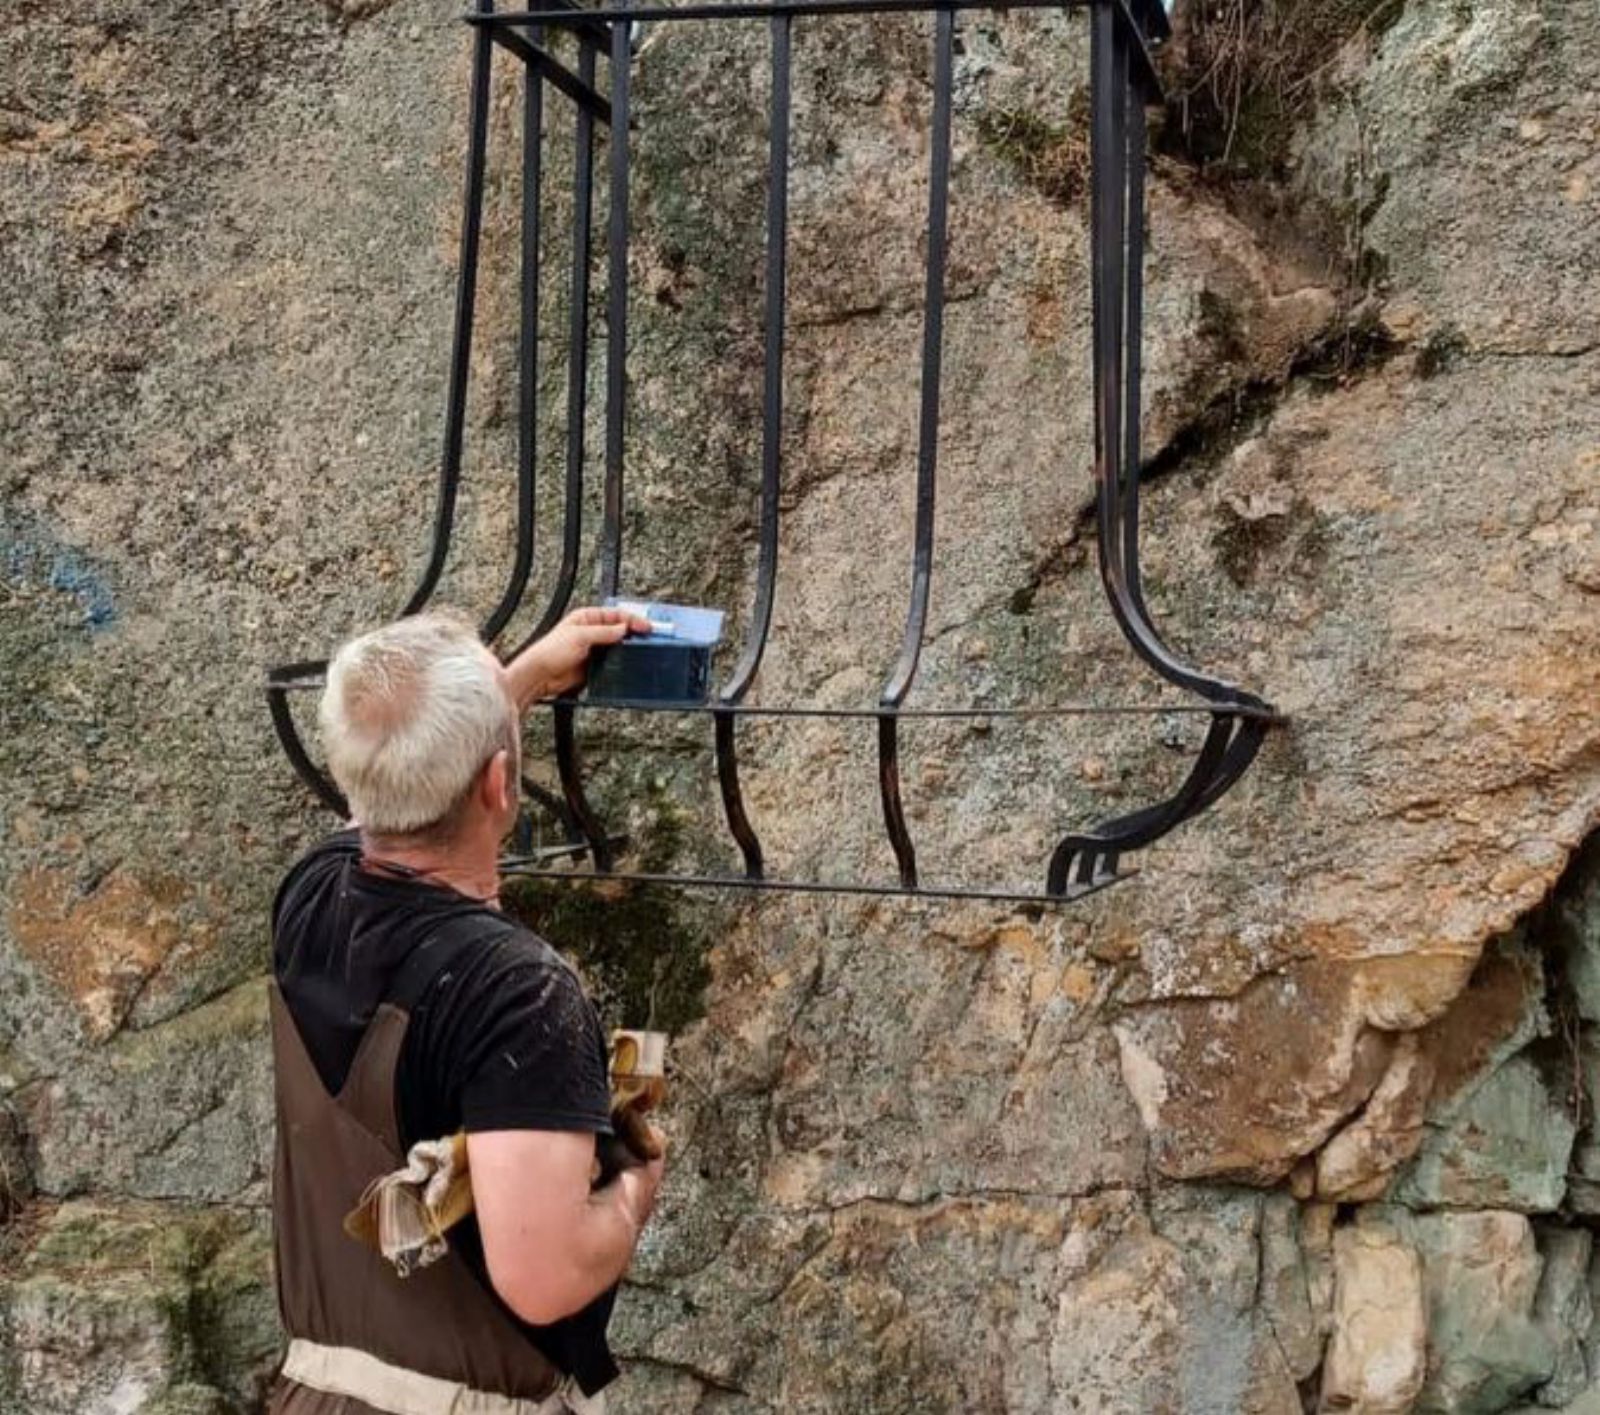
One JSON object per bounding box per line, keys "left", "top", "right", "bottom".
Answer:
{"left": 266, "top": 983, "right": 564, "bottom": 1415}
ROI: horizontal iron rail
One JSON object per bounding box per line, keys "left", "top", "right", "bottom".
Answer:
{"left": 485, "top": 26, "right": 614, "bottom": 122}
{"left": 262, "top": 675, "right": 1286, "bottom": 722}
{"left": 502, "top": 0, "right": 613, "bottom": 43}
{"left": 472, "top": 0, "right": 1118, "bottom": 25}
{"left": 467, "top": 0, "right": 1165, "bottom": 92}
{"left": 534, "top": 700, "right": 1288, "bottom": 722}
{"left": 503, "top": 840, "right": 600, "bottom": 864}
{"left": 498, "top": 863, "right": 1130, "bottom": 905}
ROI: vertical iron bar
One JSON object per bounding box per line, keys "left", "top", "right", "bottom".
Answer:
{"left": 881, "top": 5, "right": 953, "bottom": 710}
{"left": 877, "top": 5, "right": 954, "bottom": 890}
{"left": 600, "top": 19, "right": 631, "bottom": 599}
{"left": 713, "top": 12, "right": 792, "bottom": 880}
{"left": 1119, "top": 74, "right": 1147, "bottom": 623}
{"left": 517, "top": 37, "right": 600, "bottom": 651}
{"left": 714, "top": 712, "right": 762, "bottom": 875}
{"left": 1089, "top": 0, "right": 1125, "bottom": 611}
{"left": 535, "top": 42, "right": 612, "bottom": 870}
{"left": 485, "top": 36, "right": 545, "bottom": 643}
{"left": 1082, "top": 3, "right": 1248, "bottom": 701}
{"left": 404, "top": 0, "right": 496, "bottom": 617}
{"left": 721, "top": 13, "right": 791, "bottom": 706}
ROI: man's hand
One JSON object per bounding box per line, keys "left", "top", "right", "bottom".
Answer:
{"left": 596, "top": 1111, "right": 667, "bottom": 1188}
{"left": 613, "top": 1126, "right": 667, "bottom": 1224}
{"left": 505, "top": 607, "right": 652, "bottom": 709}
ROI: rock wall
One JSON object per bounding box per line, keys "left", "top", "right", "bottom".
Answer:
{"left": 2, "top": 0, "right": 1597, "bottom": 1411}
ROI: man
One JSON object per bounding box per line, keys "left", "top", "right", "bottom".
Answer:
{"left": 267, "top": 606, "right": 663, "bottom": 1415}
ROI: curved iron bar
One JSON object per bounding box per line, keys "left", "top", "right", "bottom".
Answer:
{"left": 713, "top": 712, "right": 763, "bottom": 875}
{"left": 1042, "top": 2, "right": 1276, "bottom": 897}
{"left": 712, "top": 12, "right": 792, "bottom": 880}
{"left": 876, "top": 5, "right": 954, "bottom": 890}
{"left": 1102, "top": 18, "right": 1237, "bottom": 689}
{"left": 266, "top": 661, "right": 347, "bottom": 817}
{"left": 401, "top": 0, "right": 496, "bottom": 618}
{"left": 522, "top": 773, "right": 584, "bottom": 844}
{"left": 1048, "top": 712, "right": 1232, "bottom": 894}
{"left": 514, "top": 37, "right": 603, "bottom": 651}
{"left": 1050, "top": 716, "right": 1269, "bottom": 891}
{"left": 553, "top": 700, "right": 616, "bottom": 870}
{"left": 483, "top": 39, "right": 546, "bottom": 644}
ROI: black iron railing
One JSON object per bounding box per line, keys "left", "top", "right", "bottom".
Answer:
{"left": 266, "top": 0, "right": 1283, "bottom": 905}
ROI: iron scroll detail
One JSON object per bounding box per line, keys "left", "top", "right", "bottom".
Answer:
{"left": 264, "top": 0, "right": 1283, "bottom": 906}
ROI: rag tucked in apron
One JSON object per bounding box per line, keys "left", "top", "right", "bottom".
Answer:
{"left": 266, "top": 980, "right": 598, "bottom": 1415}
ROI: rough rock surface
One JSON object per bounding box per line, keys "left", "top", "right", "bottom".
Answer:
{"left": 1410, "top": 1210, "right": 1554, "bottom": 1414}
{"left": 1321, "top": 1210, "right": 1426, "bottom": 1415}
{"left": 3, "top": 0, "right": 1600, "bottom": 1412}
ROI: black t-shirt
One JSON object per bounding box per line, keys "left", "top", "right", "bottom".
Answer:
{"left": 271, "top": 830, "right": 619, "bottom": 1394}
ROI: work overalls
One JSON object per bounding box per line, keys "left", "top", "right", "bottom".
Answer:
{"left": 266, "top": 969, "right": 597, "bottom": 1415}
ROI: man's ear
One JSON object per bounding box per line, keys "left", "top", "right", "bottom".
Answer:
{"left": 481, "top": 748, "right": 514, "bottom": 817}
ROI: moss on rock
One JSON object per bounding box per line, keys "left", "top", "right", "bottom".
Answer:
{"left": 503, "top": 797, "right": 716, "bottom": 1035}
{"left": 975, "top": 94, "right": 1093, "bottom": 209}
{"left": 0, "top": 1200, "right": 277, "bottom": 1413}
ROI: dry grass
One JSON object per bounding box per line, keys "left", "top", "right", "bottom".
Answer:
{"left": 1163, "top": 0, "right": 1406, "bottom": 174}
{"left": 977, "top": 90, "right": 1094, "bottom": 209}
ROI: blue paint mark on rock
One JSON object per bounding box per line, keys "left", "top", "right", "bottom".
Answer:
{"left": 2, "top": 514, "right": 118, "bottom": 632}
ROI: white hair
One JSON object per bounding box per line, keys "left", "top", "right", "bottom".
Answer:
{"left": 319, "top": 611, "right": 517, "bottom": 836}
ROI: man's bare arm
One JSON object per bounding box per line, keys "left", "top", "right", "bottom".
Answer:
{"left": 469, "top": 1127, "right": 664, "bottom": 1326}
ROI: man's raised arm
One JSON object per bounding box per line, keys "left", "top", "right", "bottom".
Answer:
{"left": 503, "top": 607, "right": 652, "bottom": 710}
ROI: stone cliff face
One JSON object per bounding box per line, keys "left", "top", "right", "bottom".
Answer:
{"left": 2, "top": 0, "right": 1598, "bottom": 1411}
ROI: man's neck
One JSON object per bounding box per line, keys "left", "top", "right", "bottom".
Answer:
{"left": 359, "top": 830, "right": 502, "bottom": 908}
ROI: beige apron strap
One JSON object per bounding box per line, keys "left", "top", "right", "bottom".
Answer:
{"left": 282, "top": 1339, "right": 586, "bottom": 1415}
